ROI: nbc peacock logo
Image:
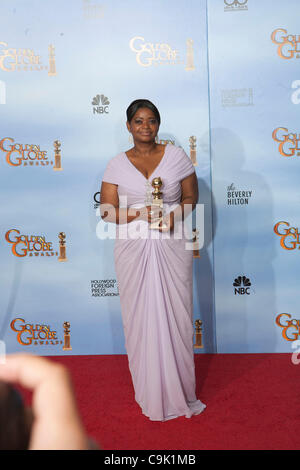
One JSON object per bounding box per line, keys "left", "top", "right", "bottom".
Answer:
{"left": 224, "top": 0, "right": 248, "bottom": 12}
{"left": 92, "top": 94, "right": 110, "bottom": 114}
{"left": 233, "top": 275, "right": 251, "bottom": 295}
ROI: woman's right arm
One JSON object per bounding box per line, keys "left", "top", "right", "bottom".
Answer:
{"left": 100, "top": 181, "right": 141, "bottom": 224}
{"left": 100, "top": 182, "right": 162, "bottom": 225}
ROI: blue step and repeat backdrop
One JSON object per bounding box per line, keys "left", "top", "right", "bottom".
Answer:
{"left": 0, "top": 0, "right": 299, "bottom": 356}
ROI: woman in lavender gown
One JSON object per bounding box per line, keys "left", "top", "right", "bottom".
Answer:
{"left": 100, "top": 99, "right": 206, "bottom": 421}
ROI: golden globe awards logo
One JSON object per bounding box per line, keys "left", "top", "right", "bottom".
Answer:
{"left": 0, "top": 137, "right": 57, "bottom": 168}
{"left": 10, "top": 318, "right": 62, "bottom": 346}
{"left": 0, "top": 42, "right": 57, "bottom": 74}
{"left": 5, "top": 229, "right": 60, "bottom": 258}
{"left": 5, "top": 229, "right": 58, "bottom": 258}
{"left": 272, "top": 128, "right": 300, "bottom": 157}
{"left": 10, "top": 319, "right": 71, "bottom": 350}
{"left": 274, "top": 222, "right": 300, "bottom": 250}
{"left": 224, "top": 0, "right": 248, "bottom": 12}
{"left": 129, "top": 37, "right": 195, "bottom": 70}
{"left": 276, "top": 314, "right": 300, "bottom": 341}
{"left": 271, "top": 29, "right": 300, "bottom": 59}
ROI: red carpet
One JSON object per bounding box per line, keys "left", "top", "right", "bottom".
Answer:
{"left": 19, "top": 353, "right": 300, "bottom": 450}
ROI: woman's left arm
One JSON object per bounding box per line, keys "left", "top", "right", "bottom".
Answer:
{"left": 159, "top": 172, "right": 198, "bottom": 231}
{"left": 174, "top": 172, "right": 199, "bottom": 221}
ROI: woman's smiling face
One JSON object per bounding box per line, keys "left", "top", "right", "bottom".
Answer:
{"left": 126, "top": 107, "right": 160, "bottom": 144}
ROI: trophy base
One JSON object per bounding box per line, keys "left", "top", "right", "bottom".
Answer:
{"left": 63, "top": 347, "right": 72, "bottom": 351}
{"left": 193, "top": 245, "right": 201, "bottom": 257}
{"left": 149, "top": 217, "right": 167, "bottom": 230}
{"left": 53, "top": 167, "right": 63, "bottom": 171}
{"left": 58, "top": 257, "right": 68, "bottom": 262}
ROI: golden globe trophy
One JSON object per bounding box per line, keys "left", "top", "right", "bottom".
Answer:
{"left": 48, "top": 44, "right": 57, "bottom": 76}
{"left": 63, "top": 321, "right": 72, "bottom": 351}
{"left": 58, "top": 232, "right": 67, "bottom": 262}
{"left": 189, "top": 136, "right": 197, "bottom": 166}
{"left": 185, "top": 39, "right": 195, "bottom": 71}
{"left": 53, "top": 140, "right": 63, "bottom": 171}
{"left": 149, "top": 177, "right": 167, "bottom": 230}
{"left": 192, "top": 228, "right": 201, "bottom": 258}
{"left": 194, "top": 320, "right": 203, "bottom": 349}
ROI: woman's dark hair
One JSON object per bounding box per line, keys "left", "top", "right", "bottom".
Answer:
{"left": 126, "top": 99, "right": 161, "bottom": 126}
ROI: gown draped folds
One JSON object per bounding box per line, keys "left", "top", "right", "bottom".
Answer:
{"left": 102, "top": 144, "right": 206, "bottom": 421}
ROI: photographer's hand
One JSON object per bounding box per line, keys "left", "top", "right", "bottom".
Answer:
{"left": 0, "top": 354, "right": 90, "bottom": 450}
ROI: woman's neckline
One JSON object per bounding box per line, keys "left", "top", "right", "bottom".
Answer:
{"left": 123, "top": 144, "right": 169, "bottom": 181}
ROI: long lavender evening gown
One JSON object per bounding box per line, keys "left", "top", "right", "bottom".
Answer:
{"left": 102, "top": 144, "right": 206, "bottom": 421}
